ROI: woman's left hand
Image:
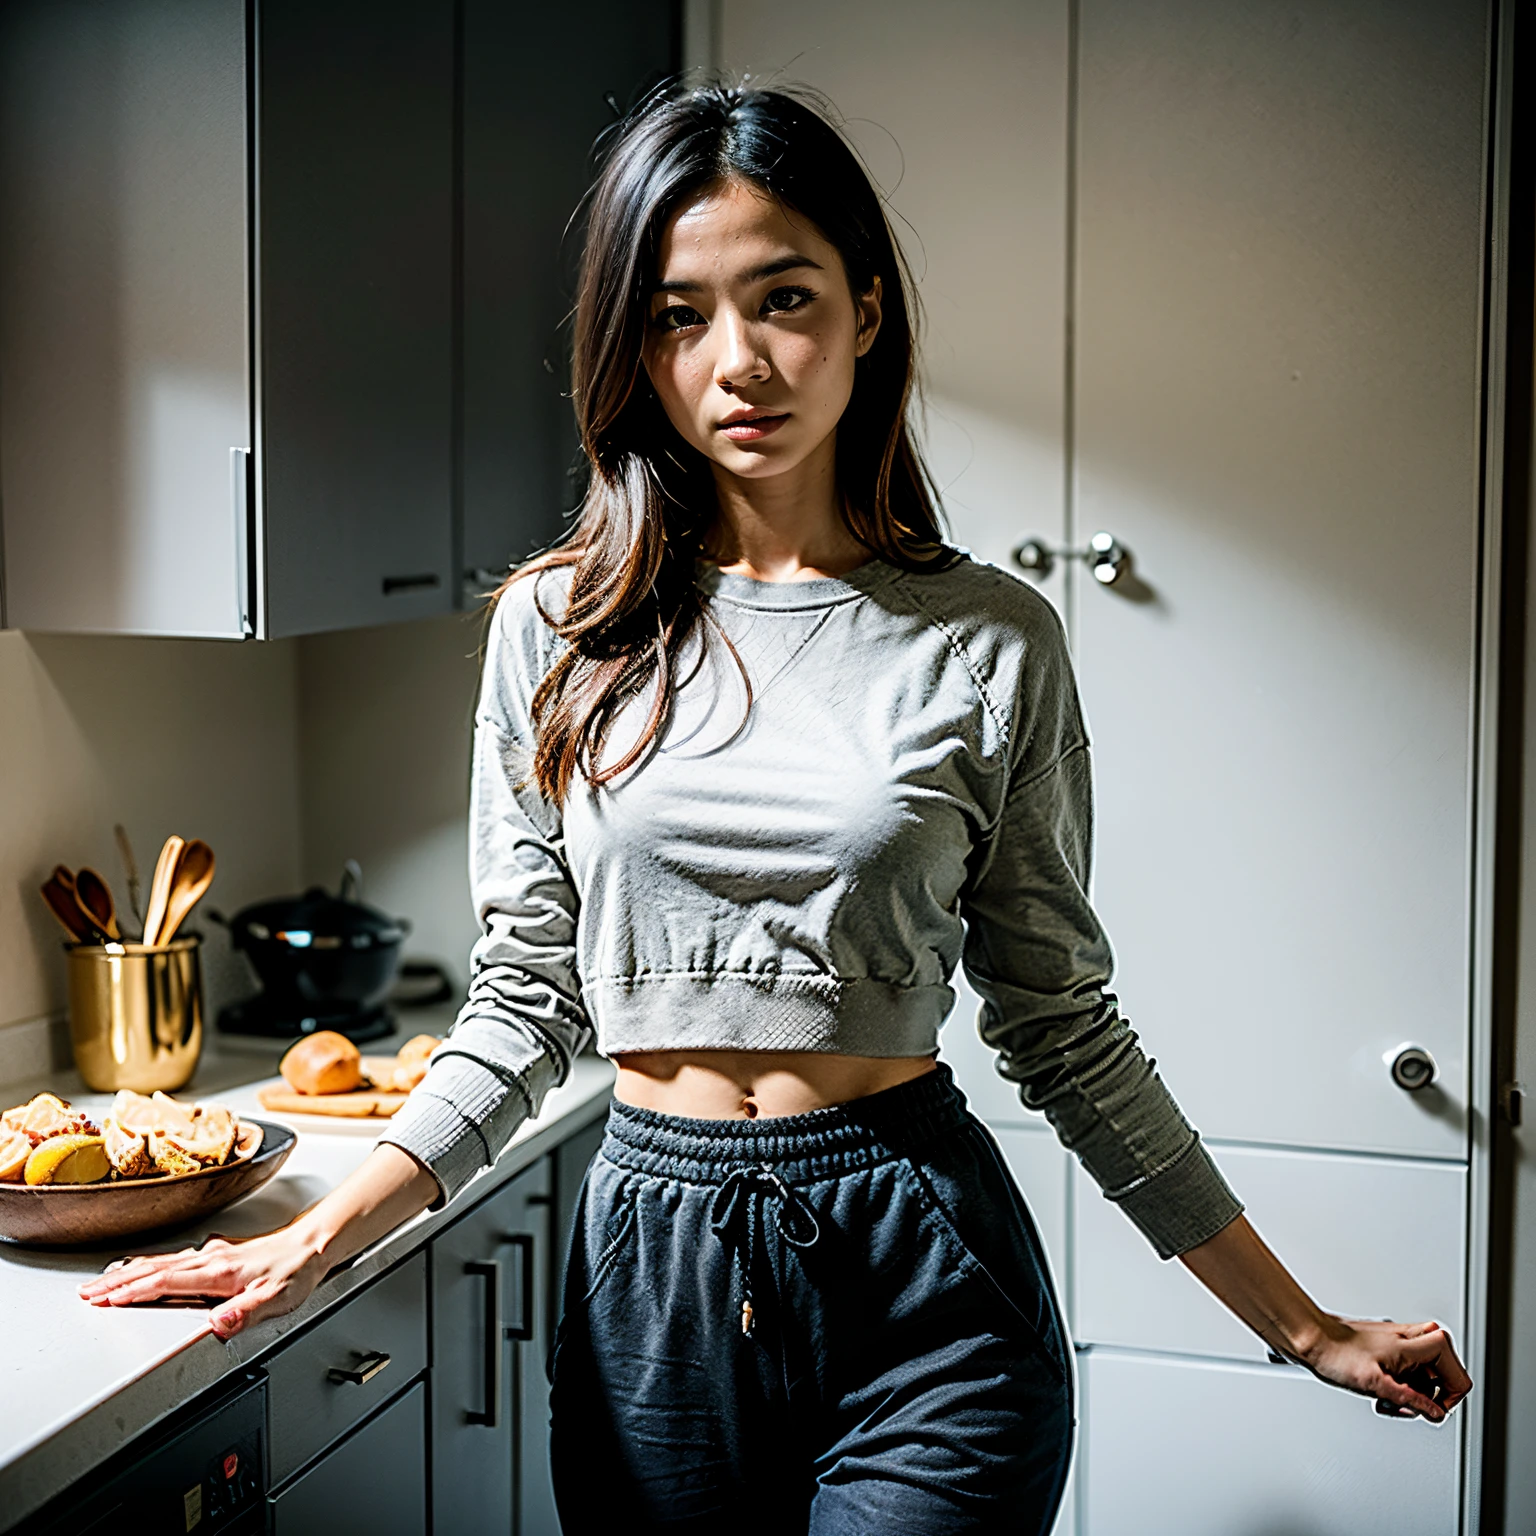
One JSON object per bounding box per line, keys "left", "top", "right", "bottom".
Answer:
{"left": 1297, "top": 1315, "right": 1472, "bottom": 1422}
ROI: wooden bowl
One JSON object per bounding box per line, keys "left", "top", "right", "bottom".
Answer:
{"left": 0, "top": 1118, "right": 296, "bottom": 1248}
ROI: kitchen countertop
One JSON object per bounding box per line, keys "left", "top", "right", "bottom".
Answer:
{"left": 0, "top": 1018, "right": 616, "bottom": 1531}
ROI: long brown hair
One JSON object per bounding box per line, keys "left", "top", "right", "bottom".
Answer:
{"left": 506, "top": 78, "right": 950, "bottom": 803}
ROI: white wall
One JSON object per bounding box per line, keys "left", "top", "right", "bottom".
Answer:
{"left": 295, "top": 611, "right": 485, "bottom": 993}
{"left": 0, "top": 628, "right": 302, "bottom": 1086}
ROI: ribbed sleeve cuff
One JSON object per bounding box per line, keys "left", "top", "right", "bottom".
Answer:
{"left": 1110, "top": 1136, "right": 1244, "bottom": 1260}
{"left": 378, "top": 1055, "right": 532, "bottom": 1208}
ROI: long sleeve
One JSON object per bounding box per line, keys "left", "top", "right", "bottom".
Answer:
{"left": 380, "top": 577, "right": 590, "bottom": 1205}
{"left": 959, "top": 613, "right": 1243, "bottom": 1260}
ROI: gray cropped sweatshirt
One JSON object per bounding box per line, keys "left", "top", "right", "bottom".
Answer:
{"left": 381, "top": 552, "right": 1243, "bottom": 1260}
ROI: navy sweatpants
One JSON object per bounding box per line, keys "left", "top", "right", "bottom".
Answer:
{"left": 548, "top": 1063, "right": 1075, "bottom": 1533}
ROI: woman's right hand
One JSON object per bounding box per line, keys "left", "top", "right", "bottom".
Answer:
{"left": 76, "top": 1143, "right": 440, "bottom": 1341}
{"left": 78, "top": 1227, "right": 326, "bottom": 1339}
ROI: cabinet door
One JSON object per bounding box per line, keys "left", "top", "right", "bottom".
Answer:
{"left": 1073, "top": 0, "right": 1488, "bottom": 1160}
{"left": 257, "top": 0, "right": 455, "bottom": 637}
{"left": 270, "top": 1380, "right": 426, "bottom": 1536}
{"left": 1079, "top": 1350, "right": 1460, "bottom": 1536}
{"left": 0, "top": 0, "right": 250, "bottom": 638}
{"left": 431, "top": 1156, "right": 554, "bottom": 1536}
{"left": 459, "top": 0, "right": 678, "bottom": 588}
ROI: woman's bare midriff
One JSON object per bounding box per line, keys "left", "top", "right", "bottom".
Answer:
{"left": 612, "top": 1049, "right": 938, "bottom": 1120}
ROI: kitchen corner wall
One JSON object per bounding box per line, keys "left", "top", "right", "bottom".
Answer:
{"left": 0, "top": 606, "right": 486, "bottom": 1094}
{"left": 0, "top": 628, "right": 304, "bottom": 1086}
{"left": 294, "top": 609, "right": 485, "bottom": 1000}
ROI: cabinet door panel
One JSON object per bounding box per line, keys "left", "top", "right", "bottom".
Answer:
{"left": 1080, "top": 1350, "right": 1460, "bottom": 1536}
{"left": 258, "top": 0, "right": 454, "bottom": 637}
{"left": 1075, "top": 1144, "right": 1465, "bottom": 1363}
{"left": 432, "top": 1157, "right": 554, "bottom": 1536}
{"left": 460, "top": 0, "right": 677, "bottom": 584}
{"left": 1074, "top": 0, "right": 1488, "bottom": 1158}
{"left": 270, "top": 1380, "right": 426, "bottom": 1536}
{"left": 0, "top": 0, "right": 249, "bottom": 638}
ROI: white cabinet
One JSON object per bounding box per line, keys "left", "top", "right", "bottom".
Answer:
{"left": 1079, "top": 1350, "right": 1461, "bottom": 1536}
{"left": 1074, "top": 1144, "right": 1466, "bottom": 1364}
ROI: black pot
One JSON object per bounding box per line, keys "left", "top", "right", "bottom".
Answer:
{"left": 225, "top": 867, "right": 410, "bottom": 1013}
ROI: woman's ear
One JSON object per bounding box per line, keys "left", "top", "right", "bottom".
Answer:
{"left": 854, "top": 275, "right": 884, "bottom": 357}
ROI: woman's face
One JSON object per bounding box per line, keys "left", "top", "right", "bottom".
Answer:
{"left": 640, "top": 177, "right": 883, "bottom": 484}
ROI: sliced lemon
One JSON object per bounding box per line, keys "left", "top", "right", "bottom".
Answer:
{"left": 25, "top": 1134, "right": 111, "bottom": 1186}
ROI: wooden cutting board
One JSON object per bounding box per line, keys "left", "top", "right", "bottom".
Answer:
{"left": 257, "top": 1086, "right": 409, "bottom": 1119}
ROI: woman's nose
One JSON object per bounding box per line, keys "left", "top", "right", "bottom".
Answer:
{"left": 713, "top": 313, "right": 770, "bottom": 391}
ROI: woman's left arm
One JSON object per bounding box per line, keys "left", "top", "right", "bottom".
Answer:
{"left": 1179, "top": 1213, "right": 1472, "bottom": 1420}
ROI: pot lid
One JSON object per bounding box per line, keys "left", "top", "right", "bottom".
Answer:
{"left": 230, "top": 876, "right": 410, "bottom": 951}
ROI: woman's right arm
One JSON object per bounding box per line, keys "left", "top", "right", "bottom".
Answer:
{"left": 78, "top": 1144, "right": 439, "bottom": 1338}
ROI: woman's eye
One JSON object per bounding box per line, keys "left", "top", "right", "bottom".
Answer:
{"left": 763, "top": 285, "right": 814, "bottom": 315}
{"left": 654, "top": 304, "right": 704, "bottom": 332}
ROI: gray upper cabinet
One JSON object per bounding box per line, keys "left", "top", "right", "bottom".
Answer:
{"left": 0, "top": 0, "right": 677, "bottom": 638}
{"left": 0, "top": 0, "right": 448, "bottom": 640}
{"left": 460, "top": 0, "right": 679, "bottom": 590}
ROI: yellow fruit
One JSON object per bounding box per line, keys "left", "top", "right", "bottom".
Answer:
{"left": 24, "top": 1134, "right": 111, "bottom": 1186}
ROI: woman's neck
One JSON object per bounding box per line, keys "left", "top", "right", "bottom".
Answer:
{"left": 704, "top": 432, "right": 869, "bottom": 582}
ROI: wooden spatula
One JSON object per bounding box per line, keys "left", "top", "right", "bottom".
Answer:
{"left": 157, "top": 839, "right": 215, "bottom": 946}
{"left": 40, "top": 868, "right": 95, "bottom": 943}
{"left": 141, "top": 835, "right": 185, "bottom": 948}
{"left": 73, "top": 867, "right": 119, "bottom": 941}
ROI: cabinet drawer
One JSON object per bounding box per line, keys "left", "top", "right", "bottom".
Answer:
{"left": 1074, "top": 1143, "right": 1466, "bottom": 1361}
{"left": 267, "top": 1252, "right": 428, "bottom": 1486}
{"left": 270, "top": 1379, "right": 426, "bottom": 1536}
{"left": 1080, "top": 1349, "right": 1460, "bottom": 1535}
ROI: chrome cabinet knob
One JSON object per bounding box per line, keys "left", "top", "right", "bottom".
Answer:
{"left": 1012, "top": 538, "right": 1056, "bottom": 577}
{"left": 1387, "top": 1043, "right": 1438, "bottom": 1092}
{"left": 1011, "top": 531, "right": 1132, "bottom": 586}
{"left": 1087, "top": 531, "right": 1130, "bottom": 585}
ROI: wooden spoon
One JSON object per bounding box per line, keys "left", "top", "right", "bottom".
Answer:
{"left": 156, "top": 839, "right": 215, "bottom": 946}
{"left": 39, "top": 869, "right": 95, "bottom": 943}
{"left": 141, "top": 835, "right": 185, "bottom": 948}
{"left": 73, "top": 867, "right": 120, "bottom": 941}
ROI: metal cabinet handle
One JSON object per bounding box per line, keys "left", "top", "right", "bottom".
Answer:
{"left": 327, "top": 1350, "right": 391, "bottom": 1386}
{"left": 1011, "top": 531, "right": 1132, "bottom": 586}
{"left": 504, "top": 1233, "right": 535, "bottom": 1343}
{"left": 1387, "top": 1044, "right": 1438, "bottom": 1092}
{"left": 465, "top": 1258, "right": 503, "bottom": 1427}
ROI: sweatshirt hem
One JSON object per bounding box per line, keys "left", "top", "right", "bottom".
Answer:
{"left": 590, "top": 973, "right": 952, "bottom": 1058}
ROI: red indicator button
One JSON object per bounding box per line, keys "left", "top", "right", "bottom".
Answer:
{"left": 222, "top": 1452, "right": 239, "bottom": 1481}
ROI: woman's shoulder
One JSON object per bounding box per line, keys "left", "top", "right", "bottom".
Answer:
{"left": 479, "top": 561, "right": 575, "bottom": 723}
{"left": 891, "top": 548, "right": 1069, "bottom": 656}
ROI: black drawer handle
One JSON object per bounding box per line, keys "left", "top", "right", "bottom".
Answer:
{"left": 505, "top": 1233, "right": 535, "bottom": 1343}
{"left": 327, "top": 1350, "right": 391, "bottom": 1386}
{"left": 465, "top": 1258, "right": 503, "bottom": 1427}
{"left": 382, "top": 573, "right": 441, "bottom": 595}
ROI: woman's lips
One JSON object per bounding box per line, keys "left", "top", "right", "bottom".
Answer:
{"left": 719, "top": 414, "right": 788, "bottom": 441}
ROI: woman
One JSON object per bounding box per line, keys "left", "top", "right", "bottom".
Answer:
{"left": 81, "top": 80, "right": 1471, "bottom": 1532}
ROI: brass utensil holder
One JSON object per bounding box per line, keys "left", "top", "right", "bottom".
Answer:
{"left": 65, "top": 936, "right": 204, "bottom": 1093}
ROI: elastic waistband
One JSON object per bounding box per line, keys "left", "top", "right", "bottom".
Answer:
{"left": 599, "top": 1060, "right": 973, "bottom": 1184}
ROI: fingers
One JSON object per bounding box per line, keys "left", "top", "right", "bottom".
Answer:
{"left": 1373, "top": 1365, "right": 1444, "bottom": 1421}
{"left": 79, "top": 1248, "right": 250, "bottom": 1308}
{"left": 1398, "top": 1325, "right": 1474, "bottom": 1412}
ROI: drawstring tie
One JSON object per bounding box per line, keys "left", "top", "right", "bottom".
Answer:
{"left": 709, "top": 1163, "right": 821, "bottom": 1338}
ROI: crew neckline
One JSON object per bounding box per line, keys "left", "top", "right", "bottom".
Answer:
{"left": 694, "top": 555, "right": 912, "bottom": 611}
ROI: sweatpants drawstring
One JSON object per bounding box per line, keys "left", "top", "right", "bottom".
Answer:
{"left": 709, "top": 1163, "right": 821, "bottom": 1338}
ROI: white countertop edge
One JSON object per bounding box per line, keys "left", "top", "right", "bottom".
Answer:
{"left": 0, "top": 1055, "right": 615, "bottom": 1531}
